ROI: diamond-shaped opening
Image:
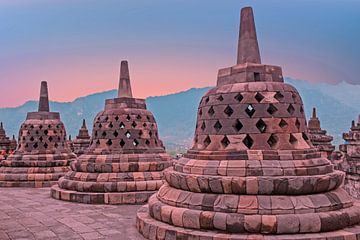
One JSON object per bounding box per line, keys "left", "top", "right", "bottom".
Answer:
{"left": 199, "top": 109, "right": 202, "bottom": 116}
{"left": 30, "top": 125, "right": 34, "bottom": 129}
{"left": 125, "top": 131, "right": 131, "bottom": 138}
{"left": 217, "top": 95, "right": 224, "bottom": 101}
{"left": 295, "top": 118, "right": 301, "bottom": 130}
{"left": 205, "top": 97, "right": 210, "bottom": 103}
{"left": 48, "top": 136, "right": 53, "bottom": 142}
{"left": 145, "top": 139, "right": 150, "bottom": 146}
{"left": 133, "top": 139, "right": 139, "bottom": 146}
{"left": 267, "top": 134, "right": 278, "bottom": 148}
{"left": 300, "top": 106, "right": 304, "bottom": 114}
{"left": 245, "top": 104, "right": 256, "bottom": 117}
{"left": 48, "top": 125, "right": 51, "bottom": 129}
{"left": 203, "top": 136, "right": 211, "bottom": 148}
{"left": 233, "top": 119, "right": 243, "bottom": 132}
{"left": 274, "top": 91, "right": 284, "bottom": 101}
{"left": 39, "top": 125, "right": 43, "bottom": 129}
{"left": 102, "top": 131, "right": 107, "bottom": 137}
{"left": 35, "top": 130, "right": 39, "bottom": 135}
{"left": 39, "top": 136, "right": 43, "bottom": 142}
{"left": 120, "top": 139, "right": 125, "bottom": 147}
{"left": 115, "top": 116, "right": 119, "bottom": 121}
{"left": 139, "top": 130, "right": 143, "bottom": 136}
{"left": 137, "top": 115, "right": 142, "bottom": 120}
{"left": 287, "top": 104, "right": 295, "bottom": 115}
{"left": 289, "top": 134, "right": 297, "bottom": 144}
{"left": 44, "top": 143, "right": 48, "bottom": 149}
{"left": 98, "top": 123, "right": 102, "bottom": 128}
{"left": 126, "top": 115, "right": 131, "bottom": 121}
{"left": 109, "top": 122, "right": 113, "bottom": 128}
{"left": 201, "top": 122, "right": 206, "bottom": 131}
{"left": 243, "top": 134, "right": 253, "bottom": 149}
{"left": 302, "top": 132, "right": 309, "bottom": 141}
{"left": 106, "top": 139, "right": 112, "bottom": 146}
{"left": 56, "top": 125, "right": 60, "bottom": 129}
{"left": 131, "top": 121, "right": 137, "bottom": 128}
{"left": 208, "top": 106, "right": 215, "bottom": 117}
{"left": 94, "top": 131, "right": 98, "bottom": 137}
{"left": 54, "top": 143, "right": 59, "bottom": 148}
{"left": 267, "top": 104, "right": 278, "bottom": 115}
{"left": 155, "top": 140, "right": 158, "bottom": 145}
{"left": 30, "top": 136, "right": 34, "bottom": 141}
{"left": 105, "top": 116, "right": 109, "bottom": 121}
{"left": 149, "top": 131, "right": 153, "bottom": 137}
{"left": 224, "top": 105, "right": 234, "bottom": 117}
{"left": 44, "top": 130, "right": 48, "bottom": 135}
{"left": 221, "top": 136, "right": 230, "bottom": 148}
{"left": 256, "top": 119, "right": 267, "bottom": 133}
{"left": 119, "top": 122, "right": 125, "bottom": 129}
{"left": 254, "top": 92, "right": 264, "bottom": 103}
{"left": 234, "top": 93, "right": 243, "bottom": 102}
{"left": 279, "top": 119, "right": 288, "bottom": 128}
{"left": 214, "top": 121, "right": 222, "bottom": 132}
{"left": 146, "top": 116, "right": 151, "bottom": 121}
{"left": 113, "top": 130, "right": 119, "bottom": 137}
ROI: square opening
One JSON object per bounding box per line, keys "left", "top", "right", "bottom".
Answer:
{"left": 254, "top": 72, "right": 260, "bottom": 81}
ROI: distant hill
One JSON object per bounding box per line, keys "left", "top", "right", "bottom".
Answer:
{"left": 0, "top": 78, "right": 358, "bottom": 151}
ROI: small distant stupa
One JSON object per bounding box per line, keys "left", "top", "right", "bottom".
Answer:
{"left": 72, "top": 119, "right": 91, "bottom": 156}
{"left": 0, "top": 122, "right": 16, "bottom": 156}
{"left": 51, "top": 61, "right": 172, "bottom": 204}
{"left": 0, "top": 81, "right": 76, "bottom": 187}
{"left": 308, "top": 107, "right": 335, "bottom": 157}
{"left": 137, "top": 7, "right": 360, "bottom": 239}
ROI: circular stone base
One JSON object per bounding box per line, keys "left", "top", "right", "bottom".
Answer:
{"left": 0, "top": 180, "right": 58, "bottom": 188}
{"left": 136, "top": 205, "right": 360, "bottom": 240}
{"left": 51, "top": 185, "right": 156, "bottom": 205}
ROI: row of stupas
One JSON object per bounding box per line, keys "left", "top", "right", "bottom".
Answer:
{"left": 136, "top": 6, "right": 360, "bottom": 239}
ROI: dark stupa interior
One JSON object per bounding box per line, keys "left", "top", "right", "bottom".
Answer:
{"left": 51, "top": 61, "right": 172, "bottom": 204}
{"left": 0, "top": 81, "right": 76, "bottom": 187}
{"left": 136, "top": 7, "right": 360, "bottom": 239}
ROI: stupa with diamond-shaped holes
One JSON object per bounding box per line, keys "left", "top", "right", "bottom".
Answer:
{"left": 72, "top": 119, "right": 91, "bottom": 156}
{"left": 0, "top": 81, "right": 76, "bottom": 187}
{"left": 136, "top": 7, "right": 360, "bottom": 239}
{"left": 51, "top": 61, "right": 172, "bottom": 204}
{"left": 308, "top": 107, "right": 335, "bottom": 158}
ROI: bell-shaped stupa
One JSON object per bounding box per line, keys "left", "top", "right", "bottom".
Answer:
{"left": 51, "top": 61, "right": 172, "bottom": 204}
{"left": 137, "top": 7, "right": 360, "bottom": 239}
{"left": 72, "top": 119, "right": 91, "bottom": 156}
{"left": 0, "top": 81, "right": 76, "bottom": 187}
{"left": 0, "top": 122, "right": 14, "bottom": 155}
{"left": 308, "top": 107, "right": 335, "bottom": 157}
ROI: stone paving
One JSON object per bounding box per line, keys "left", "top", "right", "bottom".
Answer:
{"left": 0, "top": 188, "right": 144, "bottom": 240}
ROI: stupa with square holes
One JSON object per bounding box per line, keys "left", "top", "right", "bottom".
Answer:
{"left": 51, "top": 61, "right": 172, "bottom": 204}
{"left": 72, "top": 119, "right": 91, "bottom": 156}
{"left": 0, "top": 81, "right": 76, "bottom": 187}
{"left": 136, "top": 7, "right": 360, "bottom": 239}
{"left": 308, "top": 107, "right": 335, "bottom": 158}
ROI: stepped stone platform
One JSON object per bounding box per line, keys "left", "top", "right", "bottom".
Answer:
{"left": 136, "top": 6, "right": 360, "bottom": 240}
{"left": 308, "top": 108, "right": 335, "bottom": 158}
{"left": 0, "top": 187, "right": 144, "bottom": 240}
{"left": 51, "top": 61, "right": 172, "bottom": 204}
{"left": 0, "top": 82, "right": 76, "bottom": 188}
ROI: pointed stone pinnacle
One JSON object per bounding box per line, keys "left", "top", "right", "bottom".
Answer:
{"left": 82, "top": 119, "right": 87, "bottom": 129}
{"left": 352, "top": 120, "right": 355, "bottom": 128}
{"left": 0, "top": 122, "right": 3, "bottom": 129}
{"left": 237, "top": 7, "right": 261, "bottom": 64}
{"left": 312, "top": 108, "right": 317, "bottom": 118}
{"left": 38, "top": 81, "right": 50, "bottom": 112}
{"left": 118, "top": 60, "right": 133, "bottom": 98}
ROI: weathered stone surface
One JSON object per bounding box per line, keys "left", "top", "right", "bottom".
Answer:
{"left": 51, "top": 61, "right": 172, "bottom": 204}
{"left": 0, "top": 81, "right": 76, "bottom": 187}
{"left": 72, "top": 119, "right": 91, "bottom": 156}
{"left": 136, "top": 6, "right": 360, "bottom": 239}
{"left": 0, "top": 122, "right": 16, "bottom": 158}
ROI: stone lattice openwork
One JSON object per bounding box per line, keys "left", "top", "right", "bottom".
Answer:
{"left": 72, "top": 119, "right": 91, "bottom": 156}
{"left": 0, "top": 81, "right": 76, "bottom": 187}
{"left": 51, "top": 61, "right": 172, "bottom": 204}
{"left": 308, "top": 107, "right": 335, "bottom": 158}
{"left": 136, "top": 7, "right": 360, "bottom": 239}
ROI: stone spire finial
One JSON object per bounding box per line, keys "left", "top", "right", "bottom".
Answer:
{"left": 118, "top": 61, "right": 133, "bottom": 98}
{"left": 38, "top": 81, "right": 50, "bottom": 112}
{"left": 82, "top": 119, "right": 87, "bottom": 129}
{"left": 312, "top": 107, "right": 317, "bottom": 118}
{"left": 0, "top": 122, "right": 3, "bottom": 129}
{"left": 237, "top": 7, "right": 261, "bottom": 64}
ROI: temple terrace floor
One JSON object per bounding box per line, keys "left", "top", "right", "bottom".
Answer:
{"left": 0, "top": 188, "right": 144, "bottom": 240}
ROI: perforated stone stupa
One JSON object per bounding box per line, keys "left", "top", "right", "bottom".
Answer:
{"left": 72, "top": 119, "right": 91, "bottom": 156}
{"left": 308, "top": 107, "right": 335, "bottom": 158}
{"left": 0, "top": 81, "right": 76, "bottom": 187}
{"left": 51, "top": 61, "right": 172, "bottom": 204}
{"left": 0, "top": 122, "right": 16, "bottom": 156}
{"left": 136, "top": 7, "right": 360, "bottom": 239}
